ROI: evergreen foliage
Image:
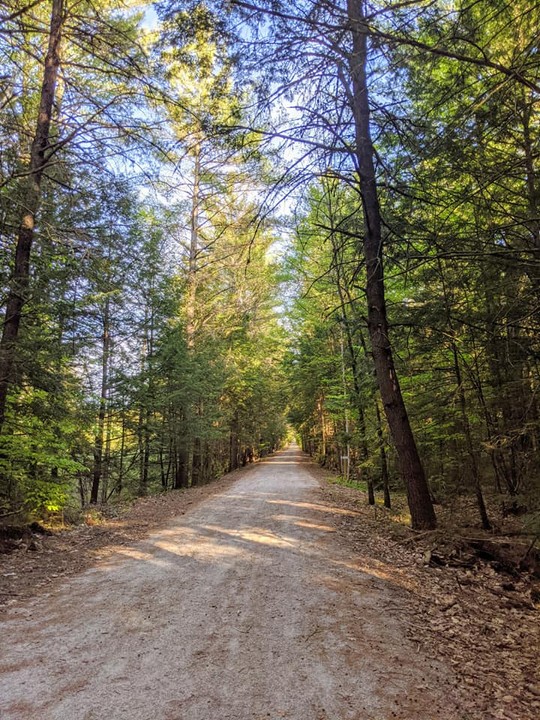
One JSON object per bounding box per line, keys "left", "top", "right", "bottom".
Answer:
{"left": 0, "top": 0, "right": 538, "bottom": 531}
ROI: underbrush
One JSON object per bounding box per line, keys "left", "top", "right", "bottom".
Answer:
{"left": 326, "top": 474, "right": 540, "bottom": 595}
{"left": 327, "top": 475, "right": 368, "bottom": 492}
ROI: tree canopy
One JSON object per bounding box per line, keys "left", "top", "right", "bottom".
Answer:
{"left": 0, "top": 0, "right": 538, "bottom": 535}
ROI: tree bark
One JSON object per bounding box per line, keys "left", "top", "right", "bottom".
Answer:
{"left": 91, "top": 298, "right": 110, "bottom": 504}
{"left": 192, "top": 436, "right": 202, "bottom": 486}
{"left": 229, "top": 410, "right": 239, "bottom": 471}
{"left": 139, "top": 303, "right": 155, "bottom": 497}
{"left": 100, "top": 396, "right": 112, "bottom": 503}
{"left": 376, "top": 401, "right": 391, "bottom": 509}
{"left": 335, "top": 262, "right": 373, "bottom": 502}
{"left": 0, "top": 0, "right": 64, "bottom": 431}
{"left": 174, "top": 444, "right": 189, "bottom": 489}
{"left": 346, "top": 0, "right": 436, "bottom": 529}
{"left": 184, "top": 142, "right": 201, "bottom": 485}
{"left": 437, "top": 259, "right": 491, "bottom": 529}
{"left": 452, "top": 339, "right": 491, "bottom": 530}
{"left": 186, "top": 142, "right": 201, "bottom": 348}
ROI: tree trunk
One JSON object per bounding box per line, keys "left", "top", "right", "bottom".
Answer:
{"left": 0, "top": 0, "right": 64, "bottom": 432}
{"left": 185, "top": 142, "right": 201, "bottom": 485}
{"left": 346, "top": 0, "right": 436, "bottom": 529}
{"left": 375, "top": 401, "right": 391, "bottom": 509}
{"left": 186, "top": 142, "right": 201, "bottom": 347}
{"left": 335, "top": 268, "right": 373, "bottom": 502}
{"left": 229, "top": 410, "right": 239, "bottom": 472}
{"left": 100, "top": 397, "right": 112, "bottom": 503}
{"left": 91, "top": 298, "right": 110, "bottom": 504}
{"left": 138, "top": 304, "right": 154, "bottom": 497}
{"left": 175, "top": 445, "right": 189, "bottom": 489}
{"left": 520, "top": 90, "right": 540, "bottom": 254}
{"left": 318, "top": 396, "right": 326, "bottom": 460}
{"left": 355, "top": 323, "right": 392, "bottom": 509}
{"left": 192, "top": 436, "right": 202, "bottom": 486}
{"left": 137, "top": 404, "right": 145, "bottom": 494}
{"left": 438, "top": 259, "right": 491, "bottom": 530}
{"left": 117, "top": 408, "right": 126, "bottom": 495}
{"left": 339, "top": 252, "right": 391, "bottom": 508}
{"left": 452, "top": 341, "right": 491, "bottom": 530}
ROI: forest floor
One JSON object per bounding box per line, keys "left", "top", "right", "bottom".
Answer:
{"left": 316, "top": 479, "right": 540, "bottom": 720}
{"left": 0, "top": 447, "right": 539, "bottom": 720}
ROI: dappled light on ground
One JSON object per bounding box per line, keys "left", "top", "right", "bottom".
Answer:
{"left": 267, "top": 498, "right": 361, "bottom": 517}
{"left": 87, "top": 496, "right": 423, "bottom": 598}
{"left": 260, "top": 453, "right": 309, "bottom": 462}
{"left": 0, "top": 445, "right": 464, "bottom": 720}
{"left": 331, "top": 557, "right": 418, "bottom": 592}
{"left": 258, "top": 460, "right": 310, "bottom": 465}
{"left": 290, "top": 519, "right": 335, "bottom": 532}
{"left": 112, "top": 546, "right": 172, "bottom": 568}
{"left": 200, "top": 524, "right": 297, "bottom": 549}
{"left": 156, "top": 535, "right": 248, "bottom": 559}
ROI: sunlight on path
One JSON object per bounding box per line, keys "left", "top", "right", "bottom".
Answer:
{"left": 0, "top": 444, "right": 461, "bottom": 720}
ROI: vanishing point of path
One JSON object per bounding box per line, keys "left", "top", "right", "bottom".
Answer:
{"left": 0, "top": 445, "right": 462, "bottom": 720}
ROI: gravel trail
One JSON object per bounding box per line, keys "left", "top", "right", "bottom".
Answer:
{"left": 0, "top": 445, "right": 461, "bottom": 720}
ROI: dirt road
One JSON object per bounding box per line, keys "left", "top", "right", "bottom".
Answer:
{"left": 0, "top": 445, "right": 462, "bottom": 720}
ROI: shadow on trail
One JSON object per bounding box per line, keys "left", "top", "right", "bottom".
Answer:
{"left": 89, "top": 481, "right": 415, "bottom": 597}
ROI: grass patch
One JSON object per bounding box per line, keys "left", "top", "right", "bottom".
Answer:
{"left": 328, "top": 475, "right": 368, "bottom": 492}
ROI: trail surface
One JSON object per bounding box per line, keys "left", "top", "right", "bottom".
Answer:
{"left": 0, "top": 445, "right": 461, "bottom": 719}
